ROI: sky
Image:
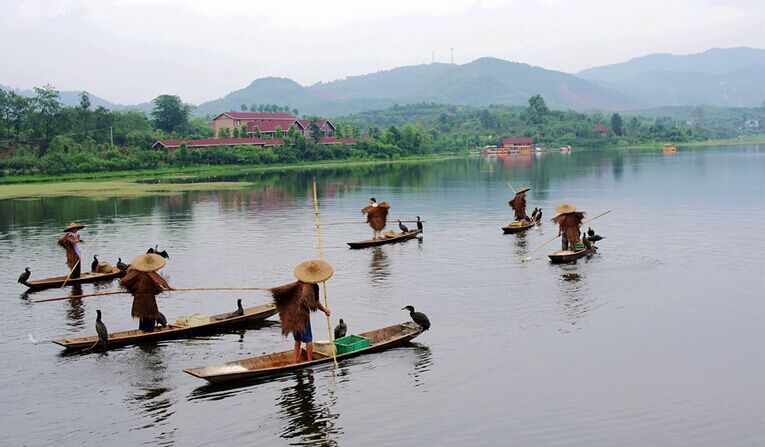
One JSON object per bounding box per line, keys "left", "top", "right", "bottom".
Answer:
{"left": 1, "top": 0, "right": 763, "bottom": 104}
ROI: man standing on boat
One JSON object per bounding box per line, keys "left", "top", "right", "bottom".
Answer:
{"left": 508, "top": 187, "right": 531, "bottom": 222}
{"left": 551, "top": 204, "right": 586, "bottom": 251}
{"left": 271, "top": 260, "right": 332, "bottom": 364}
{"left": 58, "top": 222, "right": 85, "bottom": 278}
{"left": 362, "top": 197, "right": 391, "bottom": 240}
{"left": 120, "top": 253, "right": 174, "bottom": 332}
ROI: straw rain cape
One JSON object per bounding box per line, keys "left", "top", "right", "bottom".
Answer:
{"left": 552, "top": 212, "right": 586, "bottom": 246}
{"left": 120, "top": 270, "right": 170, "bottom": 320}
{"left": 271, "top": 281, "right": 320, "bottom": 337}
{"left": 362, "top": 202, "right": 391, "bottom": 231}
{"left": 58, "top": 234, "right": 81, "bottom": 269}
{"left": 509, "top": 195, "right": 527, "bottom": 220}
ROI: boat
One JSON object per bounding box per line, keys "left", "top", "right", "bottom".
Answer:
{"left": 23, "top": 269, "right": 126, "bottom": 292}
{"left": 347, "top": 229, "right": 422, "bottom": 249}
{"left": 53, "top": 303, "right": 278, "bottom": 351}
{"left": 502, "top": 219, "right": 536, "bottom": 234}
{"left": 559, "top": 145, "right": 572, "bottom": 153}
{"left": 663, "top": 144, "right": 677, "bottom": 153}
{"left": 184, "top": 322, "right": 424, "bottom": 383}
{"left": 548, "top": 247, "right": 595, "bottom": 263}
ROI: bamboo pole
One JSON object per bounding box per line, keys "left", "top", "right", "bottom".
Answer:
{"left": 61, "top": 223, "right": 110, "bottom": 288}
{"left": 506, "top": 182, "right": 517, "bottom": 194}
{"left": 33, "top": 286, "right": 272, "bottom": 303}
{"left": 312, "top": 179, "right": 338, "bottom": 368}
{"left": 322, "top": 220, "right": 426, "bottom": 226}
{"left": 521, "top": 210, "right": 612, "bottom": 262}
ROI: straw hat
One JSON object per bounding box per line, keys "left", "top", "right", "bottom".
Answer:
{"left": 554, "top": 203, "right": 576, "bottom": 214}
{"left": 516, "top": 187, "right": 530, "bottom": 194}
{"left": 63, "top": 222, "right": 85, "bottom": 232}
{"left": 293, "top": 259, "right": 334, "bottom": 284}
{"left": 130, "top": 253, "right": 166, "bottom": 272}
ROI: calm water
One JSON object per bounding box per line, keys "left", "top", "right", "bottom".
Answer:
{"left": 1, "top": 146, "right": 764, "bottom": 446}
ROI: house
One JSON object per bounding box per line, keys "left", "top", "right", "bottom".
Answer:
{"left": 298, "top": 119, "right": 335, "bottom": 138}
{"left": 212, "top": 112, "right": 294, "bottom": 137}
{"left": 501, "top": 137, "right": 534, "bottom": 151}
{"left": 246, "top": 120, "right": 304, "bottom": 138}
{"left": 212, "top": 112, "right": 336, "bottom": 139}
{"left": 593, "top": 124, "right": 609, "bottom": 133}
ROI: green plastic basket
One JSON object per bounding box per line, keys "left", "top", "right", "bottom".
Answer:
{"left": 334, "top": 335, "right": 370, "bottom": 354}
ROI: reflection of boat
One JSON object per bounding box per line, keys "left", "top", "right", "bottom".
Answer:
{"left": 548, "top": 247, "right": 594, "bottom": 263}
{"left": 663, "top": 144, "right": 677, "bottom": 153}
{"left": 502, "top": 219, "right": 536, "bottom": 234}
{"left": 559, "top": 145, "right": 572, "bottom": 153}
{"left": 53, "top": 303, "right": 278, "bottom": 351}
{"left": 347, "top": 229, "right": 422, "bottom": 249}
{"left": 23, "top": 270, "right": 126, "bottom": 292}
{"left": 184, "top": 322, "right": 425, "bottom": 383}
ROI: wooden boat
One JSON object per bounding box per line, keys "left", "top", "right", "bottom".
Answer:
{"left": 23, "top": 269, "right": 126, "bottom": 292}
{"left": 502, "top": 219, "right": 535, "bottom": 234}
{"left": 548, "top": 247, "right": 595, "bottom": 264}
{"left": 347, "top": 229, "right": 422, "bottom": 249}
{"left": 663, "top": 144, "right": 677, "bottom": 153}
{"left": 53, "top": 303, "right": 278, "bottom": 351}
{"left": 184, "top": 322, "right": 424, "bottom": 383}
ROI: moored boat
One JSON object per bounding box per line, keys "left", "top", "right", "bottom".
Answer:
{"left": 502, "top": 219, "right": 536, "bottom": 234}
{"left": 184, "top": 322, "right": 424, "bottom": 383}
{"left": 663, "top": 144, "right": 677, "bottom": 153}
{"left": 548, "top": 247, "right": 595, "bottom": 263}
{"left": 23, "top": 270, "right": 126, "bottom": 292}
{"left": 347, "top": 229, "right": 422, "bottom": 249}
{"left": 53, "top": 303, "right": 278, "bottom": 351}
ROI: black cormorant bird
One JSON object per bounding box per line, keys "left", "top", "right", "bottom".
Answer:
{"left": 116, "top": 258, "right": 127, "bottom": 271}
{"left": 148, "top": 245, "right": 170, "bottom": 259}
{"left": 91, "top": 255, "right": 99, "bottom": 272}
{"left": 398, "top": 220, "right": 409, "bottom": 233}
{"left": 402, "top": 305, "right": 431, "bottom": 330}
{"left": 536, "top": 208, "right": 542, "bottom": 222}
{"left": 531, "top": 207, "right": 539, "bottom": 221}
{"left": 587, "top": 227, "right": 595, "bottom": 237}
{"left": 582, "top": 232, "right": 592, "bottom": 250}
{"left": 156, "top": 312, "right": 167, "bottom": 327}
{"left": 226, "top": 299, "right": 245, "bottom": 318}
{"left": 588, "top": 228, "right": 604, "bottom": 242}
{"left": 18, "top": 267, "right": 31, "bottom": 284}
{"left": 95, "top": 310, "right": 108, "bottom": 350}
{"left": 416, "top": 216, "right": 423, "bottom": 232}
{"left": 334, "top": 319, "right": 347, "bottom": 339}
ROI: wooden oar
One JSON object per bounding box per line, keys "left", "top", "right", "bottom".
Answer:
{"left": 521, "top": 210, "right": 612, "bottom": 262}
{"left": 312, "top": 179, "right": 338, "bottom": 368}
{"left": 60, "top": 223, "right": 110, "bottom": 288}
{"left": 33, "top": 286, "right": 272, "bottom": 303}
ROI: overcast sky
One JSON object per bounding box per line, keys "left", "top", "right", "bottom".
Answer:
{"left": 1, "top": 0, "right": 763, "bottom": 104}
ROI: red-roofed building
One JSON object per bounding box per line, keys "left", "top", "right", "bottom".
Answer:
{"left": 501, "top": 137, "right": 534, "bottom": 151}
{"left": 213, "top": 112, "right": 336, "bottom": 139}
{"left": 593, "top": 124, "right": 609, "bottom": 133}
{"left": 245, "top": 120, "right": 304, "bottom": 137}
{"left": 298, "top": 119, "right": 336, "bottom": 138}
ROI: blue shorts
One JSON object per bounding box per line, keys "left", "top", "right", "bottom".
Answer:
{"left": 293, "top": 319, "right": 313, "bottom": 343}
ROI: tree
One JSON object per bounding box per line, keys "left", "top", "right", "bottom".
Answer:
{"left": 30, "top": 85, "right": 62, "bottom": 155}
{"left": 368, "top": 126, "right": 381, "bottom": 140}
{"left": 292, "top": 108, "right": 299, "bottom": 117}
{"left": 151, "top": 95, "right": 190, "bottom": 133}
{"left": 219, "top": 127, "right": 231, "bottom": 138}
{"left": 610, "top": 113, "right": 624, "bottom": 136}
{"left": 525, "top": 94, "right": 549, "bottom": 125}
{"left": 308, "top": 120, "right": 322, "bottom": 143}
{"left": 240, "top": 104, "right": 247, "bottom": 111}
{"left": 274, "top": 125, "right": 283, "bottom": 139}
{"left": 240, "top": 124, "right": 248, "bottom": 137}
{"left": 79, "top": 91, "right": 91, "bottom": 110}
{"left": 252, "top": 125, "right": 260, "bottom": 138}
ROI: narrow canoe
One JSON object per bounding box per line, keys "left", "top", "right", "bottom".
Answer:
{"left": 184, "top": 322, "right": 424, "bottom": 383}
{"left": 53, "top": 303, "right": 278, "bottom": 351}
{"left": 347, "top": 229, "right": 422, "bottom": 249}
{"left": 548, "top": 247, "right": 595, "bottom": 264}
{"left": 501, "top": 219, "right": 536, "bottom": 234}
{"left": 24, "top": 270, "right": 126, "bottom": 291}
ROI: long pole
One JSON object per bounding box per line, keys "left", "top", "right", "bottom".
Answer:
{"left": 312, "top": 179, "right": 338, "bottom": 368}
{"left": 522, "top": 210, "right": 612, "bottom": 262}
{"left": 34, "top": 286, "right": 272, "bottom": 303}
{"left": 506, "top": 182, "right": 516, "bottom": 194}
{"left": 60, "top": 224, "right": 110, "bottom": 288}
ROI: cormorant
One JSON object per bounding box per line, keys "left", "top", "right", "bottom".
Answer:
{"left": 531, "top": 207, "right": 539, "bottom": 221}
{"left": 582, "top": 232, "right": 592, "bottom": 250}
{"left": 156, "top": 312, "right": 167, "bottom": 327}
{"left": 91, "top": 255, "right": 99, "bottom": 272}
{"left": 334, "top": 319, "right": 347, "bottom": 339}
{"left": 226, "top": 299, "right": 244, "bottom": 318}
{"left": 95, "top": 310, "right": 108, "bottom": 350}
{"left": 398, "top": 220, "right": 409, "bottom": 233}
{"left": 18, "top": 267, "right": 31, "bottom": 284}
{"left": 148, "top": 244, "right": 170, "bottom": 259}
{"left": 587, "top": 227, "right": 595, "bottom": 237}
{"left": 536, "top": 208, "right": 542, "bottom": 221}
{"left": 116, "top": 258, "right": 127, "bottom": 271}
{"left": 588, "top": 234, "right": 604, "bottom": 242}
{"left": 402, "top": 305, "right": 431, "bottom": 330}
{"left": 416, "top": 216, "right": 423, "bottom": 232}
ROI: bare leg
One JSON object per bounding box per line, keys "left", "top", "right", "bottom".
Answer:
{"left": 306, "top": 342, "right": 314, "bottom": 361}
{"left": 293, "top": 340, "right": 302, "bottom": 364}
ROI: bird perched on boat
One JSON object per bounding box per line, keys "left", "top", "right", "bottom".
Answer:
{"left": 582, "top": 232, "right": 592, "bottom": 250}
{"left": 156, "top": 312, "right": 167, "bottom": 327}
{"left": 531, "top": 207, "right": 539, "bottom": 221}
{"left": 147, "top": 245, "right": 169, "bottom": 259}
{"left": 95, "top": 309, "right": 108, "bottom": 350}
{"left": 416, "top": 216, "right": 423, "bottom": 232}
{"left": 334, "top": 319, "right": 347, "bottom": 339}
{"left": 226, "top": 299, "right": 245, "bottom": 319}
{"left": 587, "top": 227, "right": 605, "bottom": 242}
{"left": 536, "top": 208, "right": 542, "bottom": 222}
{"left": 91, "top": 255, "right": 99, "bottom": 272}
{"left": 398, "top": 220, "right": 409, "bottom": 233}
{"left": 116, "top": 258, "right": 127, "bottom": 271}
{"left": 18, "top": 267, "right": 31, "bottom": 284}
{"left": 402, "top": 305, "right": 431, "bottom": 330}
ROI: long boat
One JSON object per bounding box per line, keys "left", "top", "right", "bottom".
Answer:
{"left": 502, "top": 219, "right": 536, "bottom": 234}
{"left": 184, "top": 322, "right": 424, "bottom": 383}
{"left": 347, "top": 229, "right": 422, "bottom": 249}
{"left": 23, "top": 270, "right": 126, "bottom": 292}
{"left": 53, "top": 303, "right": 278, "bottom": 351}
{"left": 548, "top": 247, "right": 596, "bottom": 264}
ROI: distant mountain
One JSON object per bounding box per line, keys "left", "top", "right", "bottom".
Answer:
{"left": 194, "top": 58, "right": 638, "bottom": 117}
{"left": 578, "top": 47, "right": 765, "bottom": 107}
{"left": 0, "top": 85, "right": 152, "bottom": 113}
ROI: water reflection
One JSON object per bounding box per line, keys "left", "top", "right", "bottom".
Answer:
{"left": 512, "top": 231, "right": 528, "bottom": 256}
{"left": 276, "top": 369, "right": 340, "bottom": 446}
{"left": 66, "top": 285, "right": 85, "bottom": 328}
{"left": 408, "top": 344, "right": 433, "bottom": 388}
{"left": 556, "top": 271, "right": 595, "bottom": 331}
{"left": 369, "top": 247, "right": 390, "bottom": 284}
{"left": 125, "top": 344, "right": 177, "bottom": 445}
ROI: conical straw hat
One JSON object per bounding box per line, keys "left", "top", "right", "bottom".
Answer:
{"left": 554, "top": 203, "right": 576, "bottom": 214}
{"left": 516, "top": 186, "right": 530, "bottom": 194}
{"left": 293, "top": 259, "right": 334, "bottom": 284}
{"left": 63, "top": 222, "right": 85, "bottom": 232}
{"left": 130, "top": 253, "right": 166, "bottom": 272}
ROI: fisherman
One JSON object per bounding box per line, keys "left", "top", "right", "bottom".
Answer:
{"left": 508, "top": 187, "right": 531, "bottom": 222}
{"left": 120, "top": 253, "right": 174, "bottom": 333}
{"left": 362, "top": 197, "right": 391, "bottom": 240}
{"left": 551, "top": 204, "right": 586, "bottom": 251}
{"left": 58, "top": 222, "right": 85, "bottom": 278}
{"left": 271, "top": 260, "right": 332, "bottom": 364}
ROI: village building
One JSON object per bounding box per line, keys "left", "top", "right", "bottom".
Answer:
{"left": 212, "top": 112, "right": 335, "bottom": 139}
{"left": 501, "top": 137, "right": 534, "bottom": 151}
